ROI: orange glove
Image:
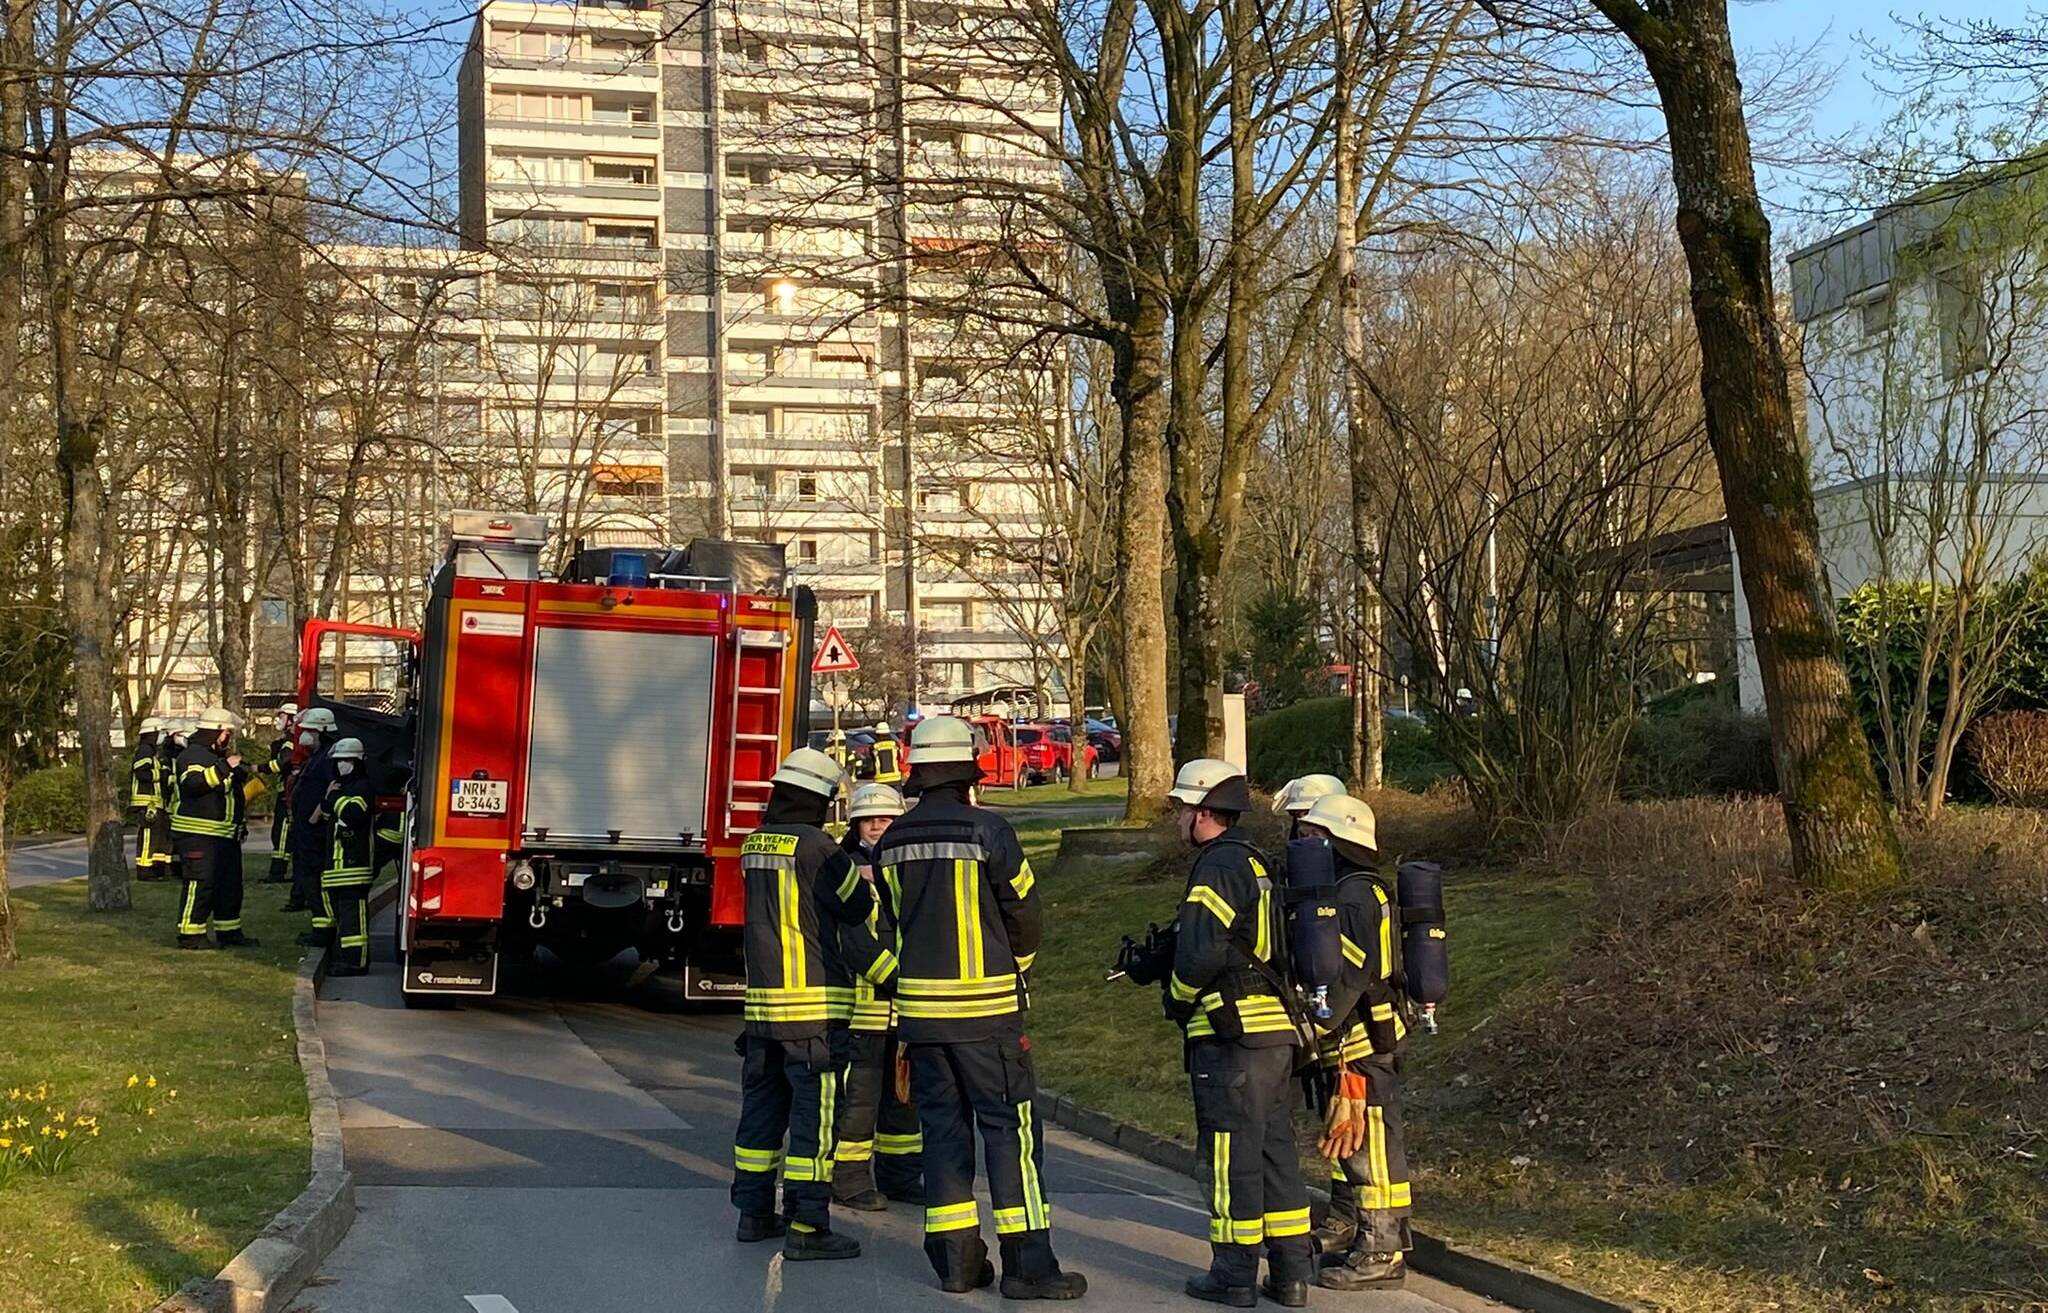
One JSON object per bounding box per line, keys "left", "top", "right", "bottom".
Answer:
{"left": 1319, "top": 1070, "right": 1369, "bottom": 1160}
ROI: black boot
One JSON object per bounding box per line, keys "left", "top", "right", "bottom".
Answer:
{"left": 735, "top": 1213, "right": 787, "bottom": 1243}
{"left": 939, "top": 1259, "right": 996, "bottom": 1294}
{"left": 1185, "top": 1273, "right": 1257, "bottom": 1308}
{"left": 1259, "top": 1276, "right": 1310, "bottom": 1306}
{"left": 832, "top": 1186, "right": 888, "bottom": 1212}
{"left": 782, "top": 1225, "right": 861, "bottom": 1261}
{"left": 1318, "top": 1250, "right": 1405, "bottom": 1291}
{"left": 1309, "top": 1216, "right": 1355, "bottom": 1262}
{"left": 1000, "top": 1269, "right": 1088, "bottom": 1300}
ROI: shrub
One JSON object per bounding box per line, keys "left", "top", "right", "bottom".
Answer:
{"left": 1618, "top": 700, "right": 1776, "bottom": 799}
{"left": 8, "top": 766, "right": 87, "bottom": 835}
{"left": 1246, "top": 696, "right": 1456, "bottom": 793}
{"left": 1968, "top": 710, "right": 2048, "bottom": 806}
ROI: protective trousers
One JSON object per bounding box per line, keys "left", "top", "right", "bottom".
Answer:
{"left": 731, "top": 1032, "right": 842, "bottom": 1231}
{"left": 1190, "top": 1039, "right": 1314, "bottom": 1287}
{"left": 1327, "top": 1055, "right": 1413, "bottom": 1254}
{"left": 909, "top": 1029, "right": 1056, "bottom": 1284}
{"left": 292, "top": 822, "right": 326, "bottom": 918}
{"left": 135, "top": 809, "right": 172, "bottom": 879}
{"left": 323, "top": 873, "right": 373, "bottom": 970}
{"left": 834, "top": 1030, "right": 923, "bottom": 1199}
{"left": 176, "top": 837, "right": 246, "bottom": 944}
{"left": 268, "top": 806, "right": 291, "bottom": 879}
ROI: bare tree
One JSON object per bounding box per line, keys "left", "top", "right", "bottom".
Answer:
{"left": 1576, "top": 0, "right": 1905, "bottom": 891}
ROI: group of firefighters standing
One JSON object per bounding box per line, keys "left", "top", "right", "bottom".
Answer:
{"left": 127, "top": 702, "right": 385, "bottom": 975}
{"left": 732, "top": 716, "right": 1416, "bottom": 1305}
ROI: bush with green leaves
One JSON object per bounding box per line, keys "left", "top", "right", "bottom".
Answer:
{"left": 8, "top": 766, "right": 88, "bottom": 835}
{"left": 1619, "top": 696, "right": 1776, "bottom": 799}
{"left": 1246, "top": 696, "right": 1455, "bottom": 793}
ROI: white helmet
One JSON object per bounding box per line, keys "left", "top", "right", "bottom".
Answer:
{"left": 772, "top": 746, "right": 847, "bottom": 800}
{"left": 330, "top": 737, "right": 366, "bottom": 761}
{"left": 195, "top": 706, "right": 241, "bottom": 732}
{"left": 1274, "top": 773, "right": 1347, "bottom": 815}
{"left": 279, "top": 701, "right": 301, "bottom": 719}
{"left": 298, "top": 707, "right": 339, "bottom": 733}
{"left": 1167, "top": 758, "right": 1253, "bottom": 812}
{"left": 139, "top": 716, "right": 165, "bottom": 735}
{"left": 909, "top": 715, "right": 976, "bottom": 764}
{"left": 167, "top": 720, "right": 193, "bottom": 740}
{"left": 872, "top": 721, "right": 892, "bottom": 735}
{"left": 1300, "top": 793, "right": 1378, "bottom": 852}
{"left": 847, "top": 782, "right": 905, "bottom": 820}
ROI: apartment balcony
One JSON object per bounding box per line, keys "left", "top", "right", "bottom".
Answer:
{"left": 728, "top": 374, "right": 879, "bottom": 406}
{"left": 483, "top": 115, "right": 661, "bottom": 144}
{"left": 726, "top": 431, "right": 879, "bottom": 460}
{"left": 485, "top": 179, "right": 662, "bottom": 209}
{"left": 728, "top": 0, "right": 865, "bottom": 38}
{"left": 481, "top": 54, "right": 660, "bottom": 84}
{"left": 488, "top": 239, "right": 663, "bottom": 266}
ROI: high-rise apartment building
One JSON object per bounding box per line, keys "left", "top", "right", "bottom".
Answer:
{"left": 445, "top": 0, "right": 1068, "bottom": 706}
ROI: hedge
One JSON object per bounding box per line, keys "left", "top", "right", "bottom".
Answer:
{"left": 1246, "top": 696, "right": 1455, "bottom": 793}
{"left": 8, "top": 765, "right": 89, "bottom": 835}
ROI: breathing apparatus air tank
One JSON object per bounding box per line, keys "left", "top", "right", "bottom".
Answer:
{"left": 1397, "top": 860, "right": 1449, "bottom": 1012}
{"left": 1284, "top": 836, "right": 1345, "bottom": 1020}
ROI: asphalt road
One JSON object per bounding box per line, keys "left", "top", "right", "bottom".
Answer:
{"left": 5, "top": 833, "right": 275, "bottom": 888}
{"left": 296, "top": 911, "right": 1508, "bottom": 1313}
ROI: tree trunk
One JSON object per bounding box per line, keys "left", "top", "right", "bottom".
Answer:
{"left": 1596, "top": 0, "right": 1902, "bottom": 891}
{"left": 1169, "top": 526, "right": 1226, "bottom": 766}
{"left": 1066, "top": 633, "right": 1090, "bottom": 793}
{"left": 0, "top": 777, "right": 15, "bottom": 966}
{"left": 1117, "top": 301, "right": 1174, "bottom": 824}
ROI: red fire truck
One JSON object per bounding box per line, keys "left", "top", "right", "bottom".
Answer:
{"left": 299, "top": 511, "right": 815, "bottom": 1004}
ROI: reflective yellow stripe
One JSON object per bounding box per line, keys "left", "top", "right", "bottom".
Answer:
{"left": 864, "top": 950, "right": 898, "bottom": 985}
{"left": 955, "top": 858, "right": 985, "bottom": 979}
{"left": 1254, "top": 885, "right": 1271, "bottom": 962}
{"left": 994, "top": 1206, "right": 1031, "bottom": 1234}
{"left": 876, "top": 1132, "right": 923, "bottom": 1154}
{"left": 780, "top": 866, "right": 804, "bottom": 989}
{"left": 834, "top": 1139, "right": 874, "bottom": 1163}
{"left": 1265, "top": 1208, "right": 1311, "bottom": 1238}
{"left": 1341, "top": 934, "right": 1367, "bottom": 969}
{"left": 1015, "top": 950, "right": 1037, "bottom": 972}
{"left": 836, "top": 861, "right": 863, "bottom": 904}
{"left": 1375, "top": 886, "right": 1393, "bottom": 981}
{"left": 926, "top": 1201, "right": 980, "bottom": 1233}
{"left": 898, "top": 974, "right": 1019, "bottom": 995}
{"left": 171, "top": 817, "right": 235, "bottom": 837}
{"left": 1011, "top": 860, "right": 1035, "bottom": 899}
{"left": 1209, "top": 1132, "right": 1232, "bottom": 1243}
{"left": 896, "top": 995, "right": 1020, "bottom": 1020}
{"left": 1018, "top": 1100, "right": 1047, "bottom": 1229}
{"left": 1186, "top": 885, "right": 1234, "bottom": 927}
{"left": 1169, "top": 973, "right": 1201, "bottom": 1003}
{"left": 177, "top": 882, "right": 204, "bottom": 935}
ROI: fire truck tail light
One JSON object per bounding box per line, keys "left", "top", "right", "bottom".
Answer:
{"left": 421, "top": 894, "right": 444, "bottom": 911}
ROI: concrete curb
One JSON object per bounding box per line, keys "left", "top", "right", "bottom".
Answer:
{"left": 1034, "top": 1088, "right": 1645, "bottom": 1313}
{"left": 154, "top": 879, "right": 398, "bottom": 1313}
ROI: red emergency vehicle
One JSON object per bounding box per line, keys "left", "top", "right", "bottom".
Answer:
{"left": 302, "top": 511, "right": 814, "bottom": 1004}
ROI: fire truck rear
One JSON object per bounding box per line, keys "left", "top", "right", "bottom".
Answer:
{"left": 400, "top": 511, "right": 814, "bottom": 1003}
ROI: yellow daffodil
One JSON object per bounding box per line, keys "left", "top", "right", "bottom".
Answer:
{"left": 52, "top": 1111, "right": 65, "bottom": 1124}
{"left": 0, "top": 1137, "right": 11, "bottom": 1149}
{"left": 90, "top": 1127, "right": 101, "bottom": 1137}
{"left": 166, "top": 1090, "right": 178, "bottom": 1100}
{"left": 53, "top": 1129, "right": 68, "bottom": 1141}
{"left": 145, "top": 1076, "right": 157, "bottom": 1090}
{"left": 6, "top": 1088, "right": 19, "bottom": 1101}
{"left": 145, "top": 1107, "right": 156, "bottom": 1117}
{"left": 126, "top": 1076, "right": 140, "bottom": 1089}
{"left": 37, "top": 1125, "right": 50, "bottom": 1136}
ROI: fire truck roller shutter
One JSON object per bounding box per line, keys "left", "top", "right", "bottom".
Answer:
{"left": 522, "top": 626, "right": 718, "bottom": 845}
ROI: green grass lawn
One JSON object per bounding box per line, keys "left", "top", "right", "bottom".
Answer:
{"left": 0, "top": 858, "right": 310, "bottom": 1313}
{"left": 990, "top": 775, "right": 1130, "bottom": 809}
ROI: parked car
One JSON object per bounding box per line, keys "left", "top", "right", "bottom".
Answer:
{"left": 1083, "top": 717, "right": 1122, "bottom": 763}
{"left": 1015, "top": 722, "right": 1098, "bottom": 785}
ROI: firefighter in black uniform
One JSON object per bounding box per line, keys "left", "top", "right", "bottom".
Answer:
{"left": 159, "top": 722, "right": 189, "bottom": 883}
{"left": 1163, "top": 758, "right": 1312, "bottom": 1308}
{"left": 289, "top": 707, "right": 340, "bottom": 934}
{"left": 1272, "top": 774, "right": 1346, "bottom": 837}
{"left": 262, "top": 703, "right": 299, "bottom": 883}
{"left": 323, "top": 738, "right": 376, "bottom": 978}
{"left": 130, "top": 717, "right": 172, "bottom": 881}
{"left": 731, "top": 746, "right": 874, "bottom": 1261}
{"left": 870, "top": 722, "right": 903, "bottom": 785}
{"left": 877, "top": 715, "right": 1086, "bottom": 1300}
{"left": 1296, "top": 793, "right": 1413, "bottom": 1290}
{"left": 832, "top": 782, "right": 924, "bottom": 1211}
{"left": 170, "top": 708, "right": 259, "bottom": 950}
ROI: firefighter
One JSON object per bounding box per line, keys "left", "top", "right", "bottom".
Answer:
{"left": 1272, "top": 774, "right": 1346, "bottom": 835}
{"left": 1163, "top": 758, "right": 1312, "bottom": 1309}
{"left": 130, "top": 717, "right": 173, "bottom": 881}
{"left": 731, "top": 746, "right": 875, "bottom": 1262}
{"left": 261, "top": 703, "right": 299, "bottom": 884}
{"left": 289, "top": 707, "right": 340, "bottom": 935}
{"left": 170, "top": 707, "right": 259, "bottom": 950}
{"left": 870, "top": 722, "right": 903, "bottom": 785}
{"left": 159, "top": 721, "right": 189, "bottom": 883}
{"left": 832, "top": 782, "right": 923, "bottom": 1212}
{"left": 1295, "top": 793, "right": 1413, "bottom": 1290}
{"left": 876, "top": 715, "right": 1086, "bottom": 1300}
{"left": 322, "top": 738, "right": 376, "bottom": 978}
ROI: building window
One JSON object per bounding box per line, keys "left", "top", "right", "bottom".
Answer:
{"left": 591, "top": 158, "right": 655, "bottom": 186}
{"left": 488, "top": 89, "right": 582, "bottom": 121}
{"left": 260, "top": 598, "right": 289, "bottom": 626}
{"left": 766, "top": 279, "right": 798, "bottom": 315}
{"left": 489, "top": 27, "right": 572, "bottom": 58}
{"left": 920, "top": 481, "right": 963, "bottom": 512}
{"left": 589, "top": 35, "right": 649, "bottom": 62}
{"left": 796, "top": 536, "right": 819, "bottom": 563}
{"left": 593, "top": 281, "right": 654, "bottom": 314}
{"left": 492, "top": 151, "right": 584, "bottom": 185}
{"left": 591, "top": 221, "right": 657, "bottom": 248}
{"left": 796, "top": 473, "right": 819, "bottom": 502}
{"left": 1935, "top": 268, "right": 1988, "bottom": 378}
{"left": 591, "top": 95, "right": 654, "bottom": 124}
{"left": 924, "top": 599, "right": 972, "bottom": 630}
{"left": 592, "top": 463, "right": 664, "bottom": 498}
{"left": 1857, "top": 288, "right": 1893, "bottom": 339}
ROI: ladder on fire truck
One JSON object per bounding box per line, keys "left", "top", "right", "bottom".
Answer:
{"left": 725, "top": 627, "right": 791, "bottom": 836}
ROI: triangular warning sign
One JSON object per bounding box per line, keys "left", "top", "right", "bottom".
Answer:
{"left": 811, "top": 624, "right": 861, "bottom": 674}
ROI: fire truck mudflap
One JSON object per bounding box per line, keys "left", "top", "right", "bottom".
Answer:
{"left": 397, "top": 510, "right": 814, "bottom": 1003}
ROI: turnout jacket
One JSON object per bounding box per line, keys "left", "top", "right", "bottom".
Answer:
{"left": 130, "top": 745, "right": 164, "bottom": 811}
{"left": 170, "top": 742, "right": 235, "bottom": 838}
{"left": 327, "top": 773, "right": 374, "bottom": 880}
{"left": 835, "top": 832, "right": 901, "bottom": 1033}
{"left": 874, "top": 786, "right": 1041, "bottom": 1042}
{"left": 740, "top": 811, "right": 875, "bottom": 1040}
{"left": 1316, "top": 857, "right": 1407, "bottom": 1071}
{"left": 1166, "top": 826, "right": 1295, "bottom": 1047}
